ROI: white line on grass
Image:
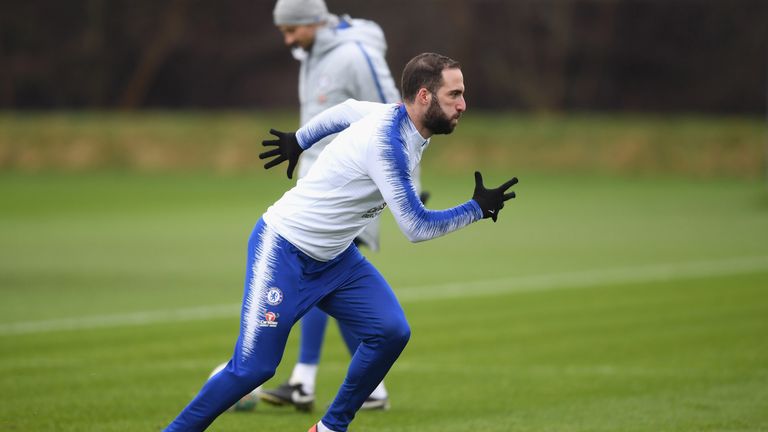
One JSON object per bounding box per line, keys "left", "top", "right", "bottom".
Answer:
{"left": 395, "top": 254, "right": 768, "bottom": 302}
{"left": 2, "top": 255, "right": 767, "bottom": 336}
{"left": 0, "top": 304, "right": 240, "bottom": 336}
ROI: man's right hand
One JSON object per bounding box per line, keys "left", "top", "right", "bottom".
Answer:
{"left": 259, "top": 129, "right": 303, "bottom": 179}
{"left": 471, "top": 171, "right": 518, "bottom": 222}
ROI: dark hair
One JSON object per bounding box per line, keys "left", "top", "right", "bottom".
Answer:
{"left": 400, "top": 53, "right": 461, "bottom": 103}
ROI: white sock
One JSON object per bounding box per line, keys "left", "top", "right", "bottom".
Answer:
{"left": 368, "top": 381, "right": 388, "bottom": 399}
{"left": 288, "top": 363, "right": 317, "bottom": 394}
{"left": 317, "top": 420, "right": 339, "bottom": 432}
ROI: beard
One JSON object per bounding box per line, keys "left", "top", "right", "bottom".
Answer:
{"left": 423, "top": 96, "right": 458, "bottom": 135}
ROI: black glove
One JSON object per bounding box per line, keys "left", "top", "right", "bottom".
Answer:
{"left": 259, "top": 128, "right": 304, "bottom": 179}
{"left": 471, "top": 171, "right": 518, "bottom": 222}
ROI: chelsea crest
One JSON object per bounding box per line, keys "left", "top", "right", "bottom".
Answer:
{"left": 266, "top": 287, "right": 283, "bottom": 306}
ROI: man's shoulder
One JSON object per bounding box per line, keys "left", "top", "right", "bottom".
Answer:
{"left": 342, "top": 103, "right": 394, "bottom": 128}
{"left": 336, "top": 103, "right": 395, "bottom": 135}
{"left": 323, "top": 34, "right": 388, "bottom": 64}
{"left": 321, "top": 40, "right": 368, "bottom": 62}
{"left": 350, "top": 104, "right": 407, "bottom": 146}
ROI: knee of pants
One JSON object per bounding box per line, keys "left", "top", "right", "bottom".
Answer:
{"left": 381, "top": 318, "right": 411, "bottom": 350}
{"left": 232, "top": 362, "right": 277, "bottom": 387}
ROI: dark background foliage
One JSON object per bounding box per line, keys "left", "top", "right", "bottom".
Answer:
{"left": 1, "top": 0, "right": 766, "bottom": 113}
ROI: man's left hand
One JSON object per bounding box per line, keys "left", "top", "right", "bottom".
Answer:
{"left": 259, "top": 129, "right": 303, "bottom": 179}
{"left": 471, "top": 171, "right": 518, "bottom": 222}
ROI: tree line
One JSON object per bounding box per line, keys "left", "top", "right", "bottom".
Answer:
{"left": 1, "top": 0, "right": 765, "bottom": 113}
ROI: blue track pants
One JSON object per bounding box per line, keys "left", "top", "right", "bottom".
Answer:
{"left": 164, "top": 218, "right": 410, "bottom": 431}
{"left": 299, "top": 305, "right": 360, "bottom": 364}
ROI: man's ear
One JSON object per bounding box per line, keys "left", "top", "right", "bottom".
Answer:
{"left": 416, "top": 88, "right": 431, "bottom": 106}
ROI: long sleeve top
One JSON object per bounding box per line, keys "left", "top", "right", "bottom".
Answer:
{"left": 263, "top": 99, "right": 482, "bottom": 261}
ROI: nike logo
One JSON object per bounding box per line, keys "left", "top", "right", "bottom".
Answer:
{"left": 488, "top": 209, "right": 495, "bottom": 214}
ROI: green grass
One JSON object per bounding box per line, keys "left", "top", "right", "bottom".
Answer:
{"left": 1, "top": 170, "right": 768, "bottom": 431}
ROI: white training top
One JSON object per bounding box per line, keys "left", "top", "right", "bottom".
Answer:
{"left": 263, "top": 99, "right": 482, "bottom": 261}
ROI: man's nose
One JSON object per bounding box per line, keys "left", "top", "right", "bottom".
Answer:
{"left": 457, "top": 96, "right": 467, "bottom": 112}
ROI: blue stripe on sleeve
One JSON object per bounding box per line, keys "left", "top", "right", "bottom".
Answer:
{"left": 378, "top": 105, "right": 480, "bottom": 240}
{"left": 296, "top": 118, "right": 350, "bottom": 150}
{"left": 295, "top": 100, "right": 365, "bottom": 149}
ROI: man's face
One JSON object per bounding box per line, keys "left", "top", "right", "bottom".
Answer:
{"left": 423, "top": 68, "right": 466, "bottom": 135}
{"left": 277, "top": 24, "right": 319, "bottom": 50}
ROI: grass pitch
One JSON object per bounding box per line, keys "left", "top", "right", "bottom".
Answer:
{"left": 1, "top": 170, "right": 767, "bottom": 431}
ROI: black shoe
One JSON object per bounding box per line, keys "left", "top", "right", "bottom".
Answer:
{"left": 360, "top": 396, "right": 390, "bottom": 411}
{"left": 257, "top": 381, "right": 314, "bottom": 412}
{"left": 419, "top": 191, "right": 430, "bottom": 205}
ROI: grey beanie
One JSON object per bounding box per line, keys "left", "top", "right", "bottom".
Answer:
{"left": 273, "top": 0, "right": 329, "bottom": 25}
